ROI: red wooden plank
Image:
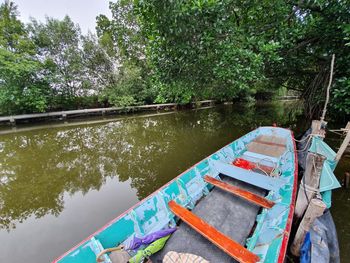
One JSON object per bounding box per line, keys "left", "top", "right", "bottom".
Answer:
{"left": 204, "top": 175, "right": 275, "bottom": 209}
{"left": 168, "top": 200, "right": 259, "bottom": 263}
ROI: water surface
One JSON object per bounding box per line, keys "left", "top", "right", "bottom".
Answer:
{"left": 0, "top": 102, "right": 348, "bottom": 263}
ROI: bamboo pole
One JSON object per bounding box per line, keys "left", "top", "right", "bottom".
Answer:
{"left": 335, "top": 122, "right": 350, "bottom": 162}
{"left": 320, "top": 54, "right": 335, "bottom": 122}
{"left": 291, "top": 198, "right": 327, "bottom": 256}
{"left": 294, "top": 152, "right": 326, "bottom": 219}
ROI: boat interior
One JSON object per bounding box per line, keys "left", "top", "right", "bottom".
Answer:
{"left": 56, "top": 127, "right": 296, "bottom": 263}
{"left": 150, "top": 132, "right": 290, "bottom": 263}
{"left": 151, "top": 176, "right": 265, "bottom": 263}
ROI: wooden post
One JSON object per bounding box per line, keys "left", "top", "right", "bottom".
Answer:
{"left": 291, "top": 198, "right": 327, "bottom": 256}
{"left": 294, "top": 152, "right": 326, "bottom": 219}
{"left": 335, "top": 122, "right": 350, "bottom": 162}
{"left": 344, "top": 172, "right": 350, "bottom": 189}
{"left": 311, "top": 120, "right": 326, "bottom": 138}
{"left": 61, "top": 113, "right": 68, "bottom": 124}
{"left": 9, "top": 116, "right": 16, "bottom": 126}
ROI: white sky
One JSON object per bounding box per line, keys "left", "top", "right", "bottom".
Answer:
{"left": 12, "top": 0, "right": 111, "bottom": 34}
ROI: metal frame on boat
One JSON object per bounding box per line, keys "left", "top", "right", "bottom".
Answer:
{"left": 53, "top": 126, "right": 298, "bottom": 263}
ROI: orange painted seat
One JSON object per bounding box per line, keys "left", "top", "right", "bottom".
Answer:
{"left": 204, "top": 175, "right": 275, "bottom": 209}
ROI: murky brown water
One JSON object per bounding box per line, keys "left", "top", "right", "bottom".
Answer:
{"left": 324, "top": 131, "right": 350, "bottom": 262}
{"left": 0, "top": 102, "right": 348, "bottom": 263}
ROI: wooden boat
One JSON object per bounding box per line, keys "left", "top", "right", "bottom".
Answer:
{"left": 53, "top": 126, "right": 297, "bottom": 263}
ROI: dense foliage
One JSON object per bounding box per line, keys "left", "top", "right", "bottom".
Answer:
{"left": 0, "top": 0, "right": 348, "bottom": 120}
{"left": 97, "top": 0, "right": 350, "bottom": 119}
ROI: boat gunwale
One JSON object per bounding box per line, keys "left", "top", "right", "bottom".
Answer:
{"left": 276, "top": 130, "right": 298, "bottom": 263}
{"left": 52, "top": 126, "right": 297, "bottom": 263}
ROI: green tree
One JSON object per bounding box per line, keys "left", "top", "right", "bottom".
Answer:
{"left": 96, "top": 0, "right": 145, "bottom": 63}
{"left": 96, "top": 1, "right": 156, "bottom": 107}
{"left": 0, "top": 0, "right": 50, "bottom": 115}
{"left": 81, "top": 33, "right": 117, "bottom": 95}
{"left": 29, "top": 16, "right": 85, "bottom": 108}
{"left": 100, "top": 62, "right": 156, "bottom": 107}
{"left": 29, "top": 16, "right": 121, "bottom": 110}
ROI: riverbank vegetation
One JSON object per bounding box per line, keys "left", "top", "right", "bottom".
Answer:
{"left": 0, "top": 1, "right": 349, "bottom": 120}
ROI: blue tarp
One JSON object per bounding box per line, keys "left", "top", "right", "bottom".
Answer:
{"left": 300, "top": 210, "right": 340, "bottom": 263}
{"left": 310, "top": 210, "right": 340, "bottom": 263}
{"left": 300, "top": 232, "right": 311, "bottom": 263}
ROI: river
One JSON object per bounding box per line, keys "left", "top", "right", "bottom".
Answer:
{"left": 0, "top": 102, "right": 348, "bottom": 263}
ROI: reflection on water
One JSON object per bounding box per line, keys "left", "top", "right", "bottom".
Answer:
{"left": 0, "top": 101, "right": 329, "bottom": 263}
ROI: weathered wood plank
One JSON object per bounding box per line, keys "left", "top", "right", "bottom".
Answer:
{"left": 168, "top": 200, "right": 260, "bottom": 263}
{"left": 255, "top": 135, "right": 287, "bottom": 146}
{"left": 247, "top": 141, "right": 286, "bottom": 158}
{"left": 253, "top": 140, "right": 286, "bottom": 148}
{"left": 0, "top": 100, "right": 215, "bottom": 123}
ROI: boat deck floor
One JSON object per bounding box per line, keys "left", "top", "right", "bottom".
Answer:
{"left": 151, "top": 175, "right": 265, "bottom": 262}
{"left": 247, "top": 135, "right": 287, "bottom": 158}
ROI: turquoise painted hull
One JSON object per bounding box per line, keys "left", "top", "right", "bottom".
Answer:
{"left": 53, "top": 127, "right": 297, "bottom": 263}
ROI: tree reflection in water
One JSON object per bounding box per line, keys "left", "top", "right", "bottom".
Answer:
{"left": 0, "top": 102, "right": 304, "bottom": 230}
